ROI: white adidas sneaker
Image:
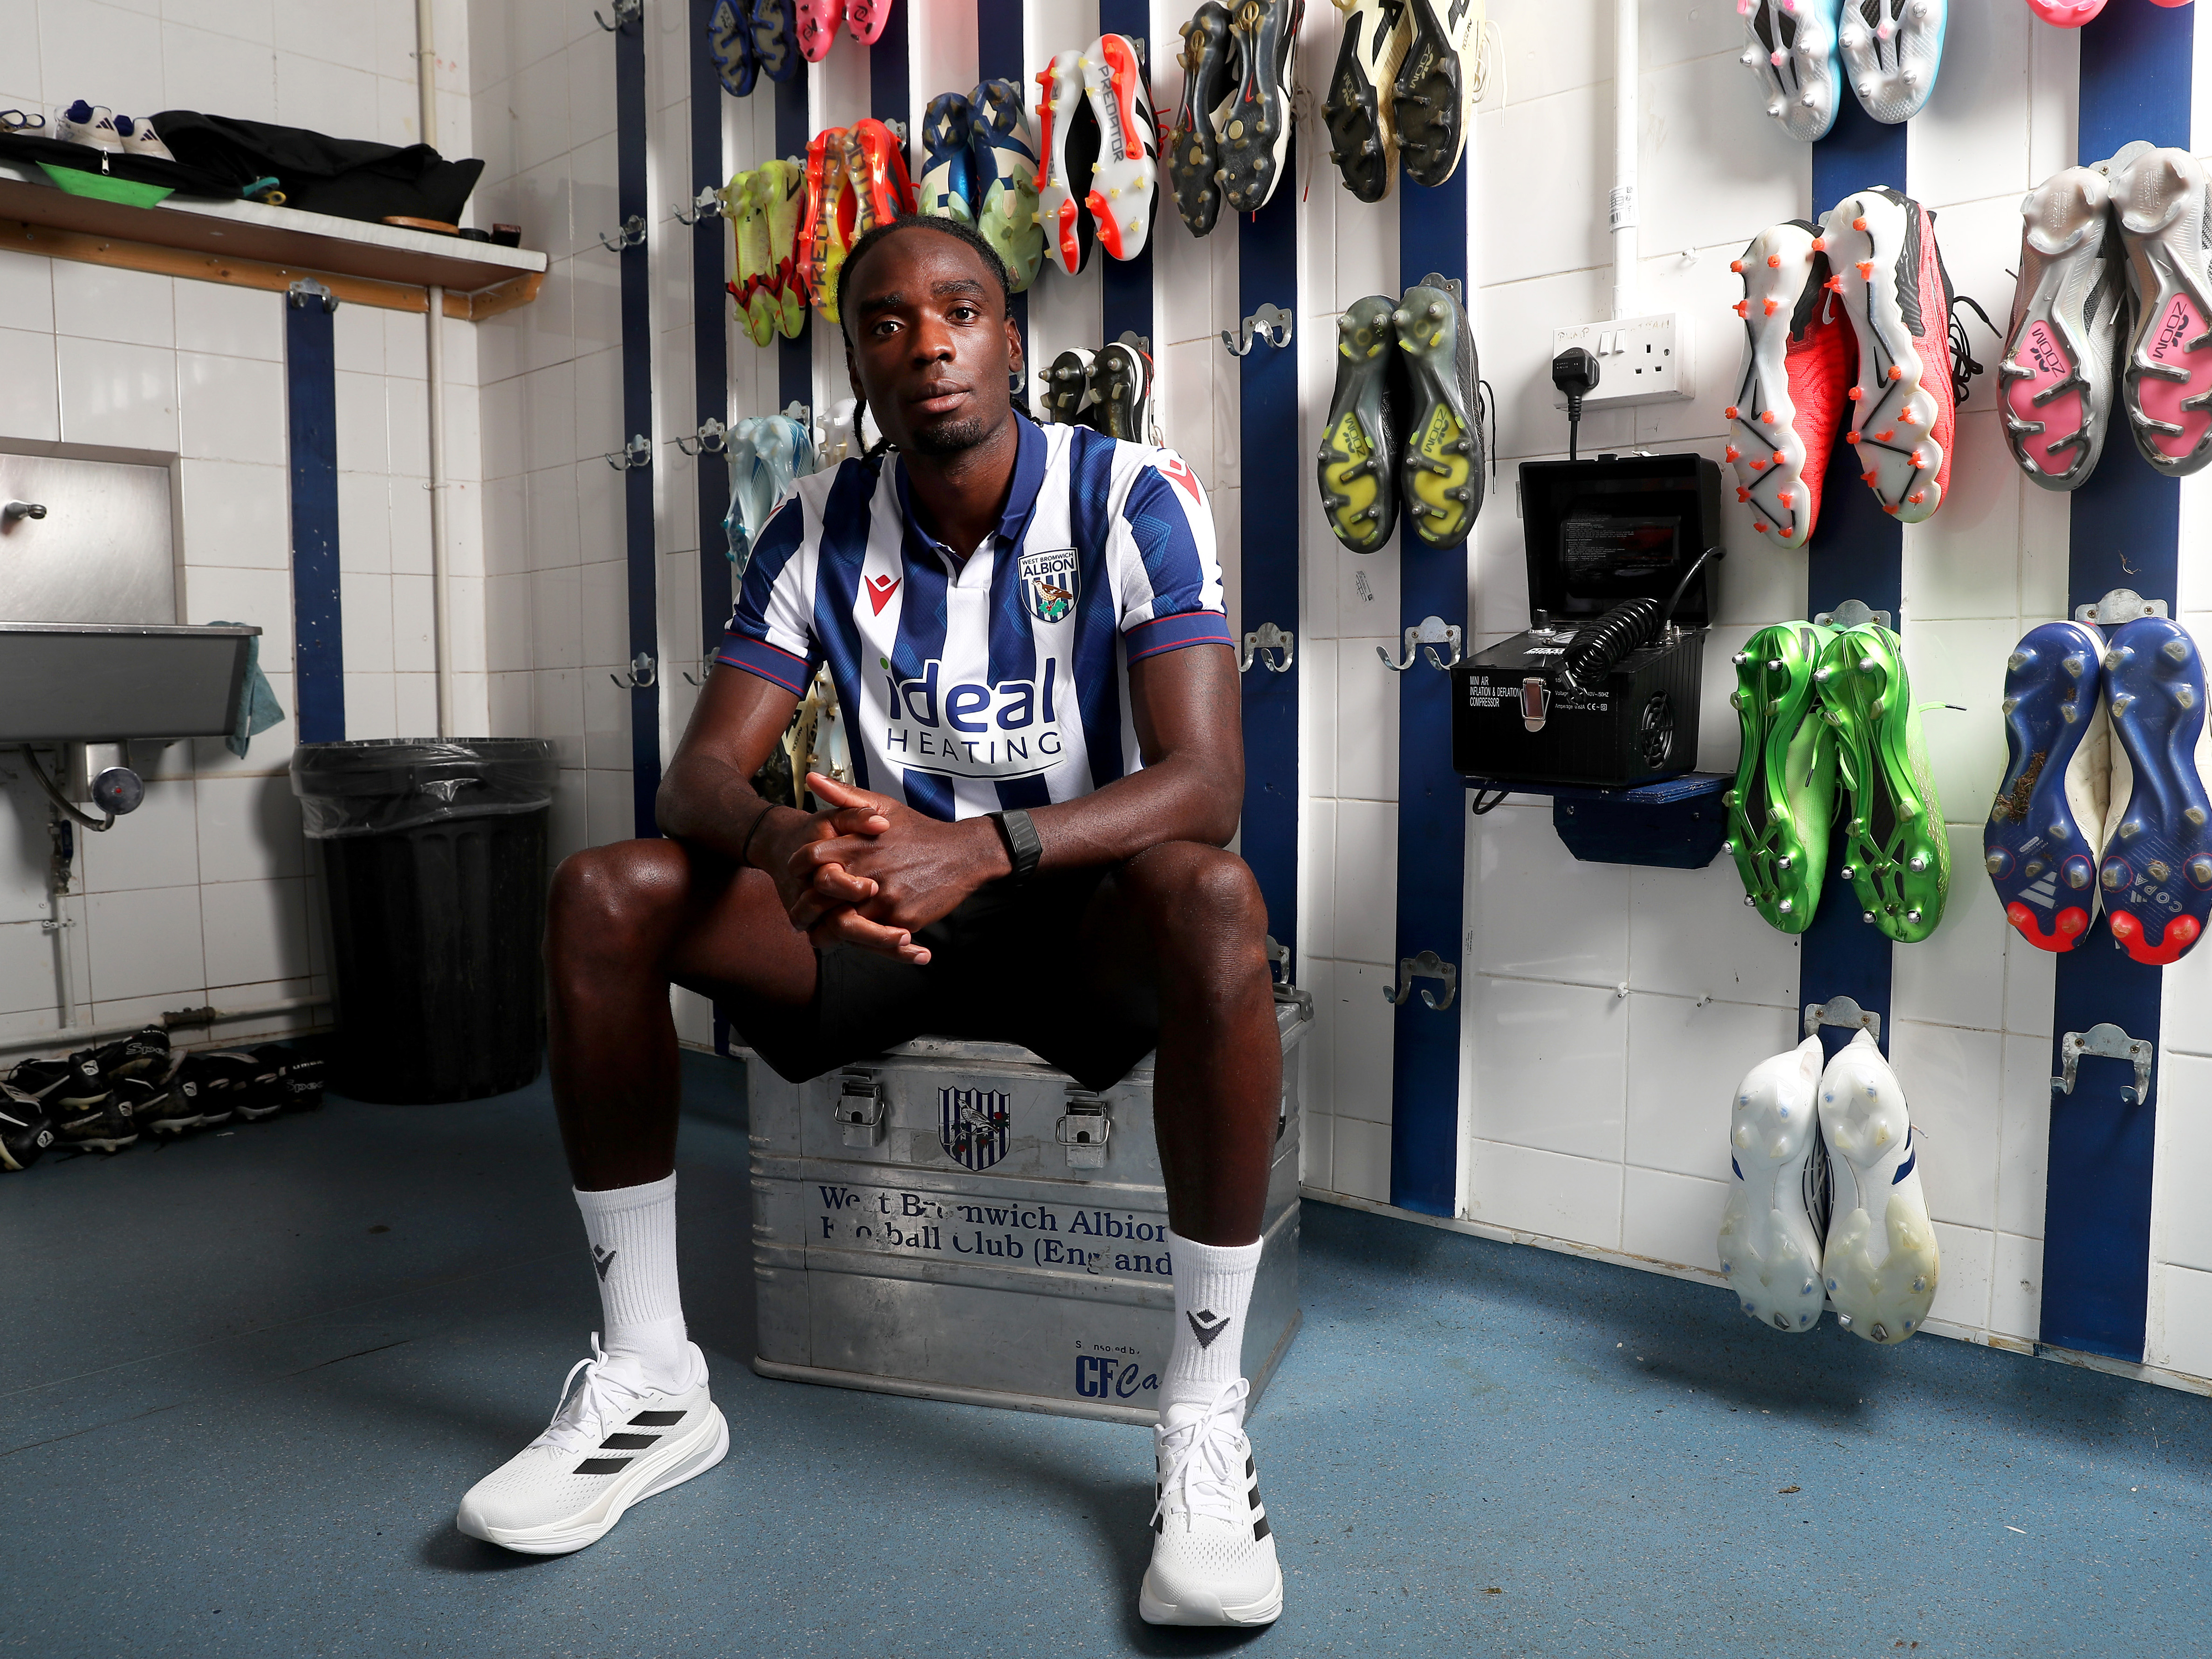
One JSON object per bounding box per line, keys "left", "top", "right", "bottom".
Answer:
{"left": 1139, "top": 1378, "right": 1282, "bottom": 1627}
{"left": 455, "top": 1337, "right": 729, "bottom": 1555}
{"left": 1717, "top": 1034, "right": 1827, "bottom": 1334}
{"left": 1817, "top": 1030, "right": 1939, "bottom": 1345}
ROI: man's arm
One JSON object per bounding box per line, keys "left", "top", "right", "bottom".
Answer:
{"left": 657, "top": 665, "right": 924, "bottom": 959}
{"left": 789, "top": 641, "right": 1244, "bottom": 941}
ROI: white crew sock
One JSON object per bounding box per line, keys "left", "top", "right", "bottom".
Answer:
{"left": 573, "top": 1174, "right": 692, "bottom": 1390}
{"left": 1162, "top": 1229, "right": 1263, "bottom": 1417}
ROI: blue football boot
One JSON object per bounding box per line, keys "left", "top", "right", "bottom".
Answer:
{"left": 707, "top": 0, "right": 759, "bottom": 98}
{"left": 969, "top": 79, "right": 1043, "bottom": 292}
{"left": 2099, "top": 614, "right": 2212, "bottom": 965}
{"left": 918, "top": 92, "right": 976, "bottom": 225}
{"left": 1986, "top": 619, "right": 2109, "bottom": 953}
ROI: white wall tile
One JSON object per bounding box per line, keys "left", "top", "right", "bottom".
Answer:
{"left": 2149, "top": 1262, "right": 2212, "bottom": 1380}
{"left": 1997, "top": 1031, "right": 2053, "bottom": 1239}
{"left": 1627, "top": 857, "right": 1800, "bottom": 1009}
{"left": 174, "top": 282, "right": 283, "bottom": 363}
{"left": 2156, "top": 1052, "right": 2212, "bottom": 1275}
{"left": 1889, "top": 1020, "right": 2002, "bottom": 1232}
{"left": 185, "top": 566, "right": 294, "bottom": 663}
{"left": 1472, "top": 802, "right": 1629, "bottom": 985}
{"left": 56, "top": 335, "right": 177, "bottom": 450}
{"left": 1332, "top": 800, "right": 1397, "bottom": 966}
{"left": 1332, "top": 1115, "right": 1391, "bottom": 1205}
{"left": 179, "top": 352, "right": 287, "bottom": 465}
{"left": 195, "top": 774, "right": 306, "bottom": 885}
{"left": 1928, "top": 1221, "right": 1994, "bottom": 1335}
{"left": 181, "top": 460, "right": 288, "bottom": 571}
{"left": 1621, "top": 1165, "right": 1724, "bottom": 1274}
{"left": 1470, "top": 976, "right": 1626, "bottom": 1161}
{"left": 79, "top": 778, "right": 198, "bottom": 892}
{"left": 1624, "top": 994, "right": 1794, "bottom": 1181}
{"left": 84, "top": 884, "right": 204, "bottom": 1003}
{"left": 1991, "top": 1230, "right": 2043, "bottom": 1342}
{"left": 52, "top": 264, "right": 173, "bottom": 349}
{"left": 201, "top": 875, "right": 310, "bottom": 990}
{"left": 0, "top": 326, "right": 60, "bottom": 443}
{"left": 1329, "top": 958, "right": 1397, "bottom": 1127}
{"left": 1468, "top": 1140, "right": 1623, "bottom": 1249}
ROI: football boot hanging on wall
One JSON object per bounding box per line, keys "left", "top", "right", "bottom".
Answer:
{"left": 1717, "top": 1036, "right": 1828, "bottom": 1334}
{"left": 1322, "top": 0, "right": 1409, "bottom": 203}
{"left": 1168, "top": 3, "right": 1239, "bottom": 234}
{"left": 970, "top": 80, "right": 1044, "bottom": 291}
{"left": 1985, "top": 618, "right": 2113, "bottom": 951}
{"left": 1999, "top": 163, "right": 2124, "bottom": 490}
{"left": 1721, "top": 220, "right": 1854, "bottom": 549}
{"left": 1082, "top": 34, "right": 1160, "bottom": 260}
{"left": 1739, "top": 0, "right": 1946, "bottom": 137}
{"left": 1723, "top": 621, "right": 1838, "bottom": 934}
{"left": 1217, "top": 0, "right": 1301, "bottom": 214}
{"left": 1818, "top": 1031, "right": 1940, "bottom": 1346}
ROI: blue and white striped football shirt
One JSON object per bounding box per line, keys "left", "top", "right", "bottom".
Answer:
{"left": 715, "top": 414, "right": 1232, "bottom": 823}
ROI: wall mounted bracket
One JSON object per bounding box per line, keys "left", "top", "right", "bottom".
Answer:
{"left": 1384, "top": 950, "right": 1457, "bottom": 1011}
{"left": 285, "top": 276, "right": 337, "bottom": 313}
{"left": 1240, "top": 623, "right": 1294, "bottom": 674}
{"left": 675, "top": 417, "right": 728, "bottom": 457}
{"left": 1379, "top": 615, "right": 1462, "bottom": 672}
{"left": 2076, "top": 588, "right": 2170, "bottom": 626}
{"left": 671, "top": 185, "right": 724, "bottom": 225}
{"left": 605, "top": 434, "right": 652, "bottom": 471}
{"left": 597, "top": 215, "right": 647, "bottom": 253}
{"left": 1222, "top": 302, "right": 1293, "bottom": 356}
{"left": 611, "top": 650, "right": 658, "bottom": 690}
{"left": 2054, "top": 1023, "right": 2155, "bottom": 1107}
{"left": 595, "top": 0, "right": 643, "bottom": 30}
{"left": 1804, "top": 994, "right": 1881, "bottom": 1045}
{"left": 1812, "top": 598, "right": 1892, "bottom": 630}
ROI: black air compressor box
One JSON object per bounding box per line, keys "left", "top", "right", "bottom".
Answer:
{"left": 1452, "top": 453, "right": 1724, "bottom": 789}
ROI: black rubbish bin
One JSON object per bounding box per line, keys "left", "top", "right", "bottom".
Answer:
{"left": 291, "top": 738, "right": 558, "bottom": 1104}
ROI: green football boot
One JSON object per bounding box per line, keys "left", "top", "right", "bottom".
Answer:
{"left": 1814, "top": 622, "right": 1950, "bottom": 943}
{"left": 1725, "top": 621, "right": 1837, "bottom": 933}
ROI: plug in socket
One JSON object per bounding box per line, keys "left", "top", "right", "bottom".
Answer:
{"left": 1550, "top": 314, "right": 1694, "bottom": 409}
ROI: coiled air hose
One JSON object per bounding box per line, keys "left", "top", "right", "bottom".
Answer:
{"left": 1556, "top": 545, "right": 1725, "bottom": 690}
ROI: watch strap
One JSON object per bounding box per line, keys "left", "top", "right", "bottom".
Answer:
{"left": 991, "top": 808, "right": 1043, "bottom": 884}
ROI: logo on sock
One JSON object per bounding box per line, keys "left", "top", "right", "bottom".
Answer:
{"left": 593, "top": 1245, "right": 618, "bottom": 1282}
{"left": 1185, "top": 1308, "right": 1229, "bottom": 1349}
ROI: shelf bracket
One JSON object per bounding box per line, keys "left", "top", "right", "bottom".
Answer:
{"left": 286, "top": 276, "right": 337, "bottom": 313}
{"left": 2053, "top": 1023, "right": 2156, "bottom": 1107}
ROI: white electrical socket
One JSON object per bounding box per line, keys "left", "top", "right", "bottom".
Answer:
{"left": 1551, "top": 313, "right": 1695, "bottom": 409}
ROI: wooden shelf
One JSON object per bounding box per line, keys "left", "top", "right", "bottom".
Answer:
{"left": 0, "top": 162, "right": 546, "bottom": 320}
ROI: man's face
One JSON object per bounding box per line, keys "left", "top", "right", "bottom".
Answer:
{"left": 843, "top": 229, "right": 1023, "bottom": 458}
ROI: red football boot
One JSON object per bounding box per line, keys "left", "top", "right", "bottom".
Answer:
{"left": 1722, "top": 219, "right": 1856, "bottom": 550}
{"left": 1822, "top": 186, "right": 1971, "bottom": 523}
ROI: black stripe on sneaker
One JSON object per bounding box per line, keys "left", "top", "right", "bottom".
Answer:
{"left": 630, "top": 1410, "right": 685, "bottom": 1425}
{"left": 599, "top": 1433, "right": 660, "bottom": 1449}
{"left": 574, "top": 1456, "right": 633, "bottom": 1475}
{"left": 1253, "top": 1516, "right": 1272, "bottom": 1541}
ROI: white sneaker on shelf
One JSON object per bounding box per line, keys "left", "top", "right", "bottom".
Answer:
{"left": 455, "top": 1336, "right": 728, "bottom": 1555}
{"left": 1717, "top": 1033, "right": 1827, "bottom": 1333}
{"left": 114, "top": 114, "right": 173, "bottom": 160}
{"left": 1139, "top": 1378, "right": 1283, "bottom": 1627}
{"left": 55, "top": 101, "right": 121, "bottom": 152}
{"left": 1818, "top": 1029, "right": 1939, "bottom": 1344}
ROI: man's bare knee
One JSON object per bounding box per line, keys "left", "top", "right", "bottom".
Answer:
{"left": 1122, "top": 843, "right": 1268, "bottom": 947}
{"left": 547, "top": 841, "right": 692, "bottom": 964}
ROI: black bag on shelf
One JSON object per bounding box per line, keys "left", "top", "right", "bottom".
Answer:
{"left": 0, "top": 130, "right": 240, "bottom": 198}
{"left": 150, "top": 112, "right": 485, "bottom": 225}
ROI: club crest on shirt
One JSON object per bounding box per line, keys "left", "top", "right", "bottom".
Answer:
{"left": 1019, "top": 546, "right": 1079, "bottom": 623}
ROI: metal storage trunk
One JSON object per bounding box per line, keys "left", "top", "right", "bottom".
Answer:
{"left": 745, "top": 991, "right": 1311, "bottom": 1425}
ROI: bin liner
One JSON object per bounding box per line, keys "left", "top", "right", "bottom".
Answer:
{"left": 292, "top": 738, "right": 556, "bottom": 839}
{"left": 291, "top": 739, "right": 558, "bottom": 1105}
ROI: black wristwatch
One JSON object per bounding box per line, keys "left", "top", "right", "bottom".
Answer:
{"left": 989, "top": 809, "right": 1043, "bottom": 884}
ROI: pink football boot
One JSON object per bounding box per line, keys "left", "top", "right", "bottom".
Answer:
{"left": 2000, "top": 165, "right": 2123, "bottom": 490}
{"left": 2020, "top": 0, "right": 2103, "bottom": 23}
{"left": 2114, "top": 145, "right": 2212, "bottom": 478}
{"left": 844, "top": 0, "right": 890, "bottom": 44}
{"left": 794, "top": 0, "right": 842, "bottom": 61}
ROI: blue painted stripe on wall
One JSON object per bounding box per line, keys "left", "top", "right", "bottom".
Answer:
{"left": 1239, "top": 142, "right": 1300, "bottom": 1008}
{"left": 1388, "top": 173, "right": 1466, "bottom": 1218}
{"left": 693, "top": 0, "right": 733, "bottom": 660}
{"left": 2042, "top": 1, "right": 2194, "bottom": 1366}
{"left": 870, "top": 0, "right": 910, "bottom": 122}
{"left": 1799, "top": 96, "right": 1906, "bottom": 1066}
{"left": 617, "top": 12, "right": 663, "bottom": 836}
{"left": 285, "top": 293, "right": 344, "bottom": 744}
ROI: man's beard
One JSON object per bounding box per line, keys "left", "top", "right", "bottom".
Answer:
{"left": 905, "top": 411, "right": 993, "bottom": 457}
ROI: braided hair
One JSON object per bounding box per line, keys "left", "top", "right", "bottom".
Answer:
{"left": 835, "top": 215, "right": 1016, "bottom": 459}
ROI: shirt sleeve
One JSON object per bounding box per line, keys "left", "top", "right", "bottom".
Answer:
{"left": 712, "top": 499, "right": 819, "bottom": 694}
{"left": 1114, "top": 450, "right": 1234, "bottom": 665}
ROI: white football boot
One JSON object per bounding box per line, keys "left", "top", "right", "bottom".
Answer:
{"left": 1736, "top": 0, "right": 1845, "bottom": 143}
{"left": 1139, "top": 1378, "right": 1283, "bottom": 1627}
{"left": 1817, "top": 1030, "right": 1939, "bottom": 1345}
{"left": 456, "top": 1337, "right": 728, "bottom": 1554}
{"left": 1717, "top": 1034, "right": 1828, "bottom": 1333}
{"left": 1838, "top": 0, "right": 1946, "bottom": 126}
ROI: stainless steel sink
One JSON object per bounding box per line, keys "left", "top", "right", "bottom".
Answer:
{"left": 0, "top": 622, "right": 261, "bottom": 742}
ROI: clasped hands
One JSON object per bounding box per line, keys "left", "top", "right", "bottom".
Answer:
{"left": 758, "top": 772, "right": 1011, "bottom": 965}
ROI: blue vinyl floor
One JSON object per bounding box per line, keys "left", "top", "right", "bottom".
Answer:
{"left": 6, "top": 1050, "right": 2212, "bottom": 1658}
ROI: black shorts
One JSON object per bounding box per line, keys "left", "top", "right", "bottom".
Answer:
{"left": 720, "top": 867, "right": 1158, "bottom": 1093}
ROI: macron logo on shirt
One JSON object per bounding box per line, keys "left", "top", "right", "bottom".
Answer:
{"left": 866, "top": 574, "right": 901, "bottom": 614}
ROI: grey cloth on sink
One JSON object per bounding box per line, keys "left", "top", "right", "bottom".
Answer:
{"left": 208, "top": 621, "right": 285, "bottom": 758}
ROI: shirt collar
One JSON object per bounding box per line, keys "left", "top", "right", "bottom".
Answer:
{"left": 891, "top": 410, "right": 1048, "bottom": 560}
